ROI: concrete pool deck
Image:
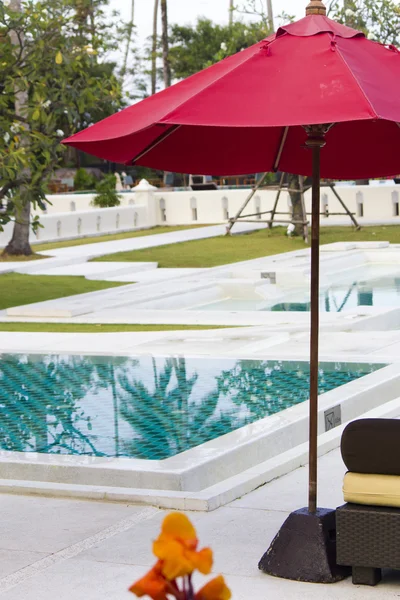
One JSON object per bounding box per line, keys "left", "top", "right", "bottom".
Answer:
{"left": 1, "top": 328, "right": 400, "bottom": 362}
{"left": 1, "top": 448, "right": 400, "bottom": 599}
{"left": 3, "top": 232, "right": 400, "bottom": 595}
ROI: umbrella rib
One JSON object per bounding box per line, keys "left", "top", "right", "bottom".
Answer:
{"left": 132, "top": 125, "right": 181, "bottom": 163}
{"left": 274, "top": 126, "right": 289, "bottom": 171}
{"left": 334, "top": 44, "right": 378, "bottom": 119}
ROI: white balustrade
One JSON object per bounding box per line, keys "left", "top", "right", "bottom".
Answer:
{"left": 2, "top": 182, "right": 400, "bottom": 248}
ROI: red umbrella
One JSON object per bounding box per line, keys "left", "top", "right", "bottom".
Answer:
{"left": 64, "top": 0, "right": 400, "bottom": 582}
{"left": 64, "top": 4, "right": 400, "bottom": 180}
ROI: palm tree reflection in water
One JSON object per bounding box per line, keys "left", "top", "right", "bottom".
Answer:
{"left": 0, "top": 354, "right": 104, "bottom": 456}
{"left": 0, "top": 355, "right": 377, "bottom": 460}
{"left": 118, "top": 358, "right": 365, "bottom": 460}
{"left": 119, "top": 357, "right": 224, "bottom": 460}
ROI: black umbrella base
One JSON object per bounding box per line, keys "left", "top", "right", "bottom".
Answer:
{"left": 258, "top": 507, "right": 351, "bottom": 583}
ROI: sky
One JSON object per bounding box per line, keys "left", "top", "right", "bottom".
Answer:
{"left": 111, "top": 0, "right": 307, "bottom": 43}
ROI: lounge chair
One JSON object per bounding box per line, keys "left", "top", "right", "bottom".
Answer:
{"left": 336, "top": 419, "right": 400, "bottom": 585}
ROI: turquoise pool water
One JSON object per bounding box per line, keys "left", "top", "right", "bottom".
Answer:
{"left": 0, "top": 354, "right": 383, "bottom": 460}
{"left": 197, "top": 272, "right": 400, "bottom": 312}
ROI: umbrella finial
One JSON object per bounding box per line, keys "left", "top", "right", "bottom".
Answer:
{"left": 306, "top": 0, "right": 326, "bottom": 15}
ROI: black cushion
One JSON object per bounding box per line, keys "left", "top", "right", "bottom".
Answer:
{"left": 341, "top": 419, "right": 400, "bottom": 476}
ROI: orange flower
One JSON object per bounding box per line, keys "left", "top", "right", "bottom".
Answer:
{"left": 153, "top": 513, "right": 213, "bottom": 580}
{"left": 195, "top": 575, "right": 232, "bottom": 600}
{"left": 129, "top": 561, "right": 168, "bottom": 600}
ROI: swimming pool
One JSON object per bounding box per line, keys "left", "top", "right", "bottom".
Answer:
{"left": 194, "top": 273, "right": 400, "bottom": 313}
{"left": 0, "top": 354, "right": 384, "bottom": 461}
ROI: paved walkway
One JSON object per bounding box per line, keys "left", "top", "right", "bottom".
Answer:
{"left": 39, "top": 223, "right": 265, "bottom": 259}
{"left": 0, "top": 223, "right": 265, "bottom": 276}
{"left": 0, "top": 329, "right": 399, "bottom": 363}
{"left": 0, "top": 448, "right": 399, "bottom": 599}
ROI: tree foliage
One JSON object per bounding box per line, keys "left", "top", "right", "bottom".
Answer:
{"left": 74, "top": 167, "right": 96, "bottom": 191}
{"left": 92, "top": 174, "right": 121, "bottom": 208}
{"left": 169, "top": 18, "right": 271, "bottom": 80}
{"left": 0, "top": 0, "right": 125, "bottom": 254}
{"left": 329, "top": 0, "right": 400, "bottom": 45}
{"left": 238, "top": 0, "right": 294, "bottom": 29}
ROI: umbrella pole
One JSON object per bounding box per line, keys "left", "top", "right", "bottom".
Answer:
{"left": 258, "top": 125, "right": 351, "bottom": 582}
{"left": 307, "top": 131, "right": 325, "bottom": 514}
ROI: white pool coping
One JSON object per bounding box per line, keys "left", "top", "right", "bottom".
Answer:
{"left": 1, "top": 396, "right": 399, "bottom": 512}
{"left": 0, "top": 353, "right": 398, "bottom": 509}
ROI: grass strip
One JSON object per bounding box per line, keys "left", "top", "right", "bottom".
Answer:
{"left": 0, "top": 323, "right": 233, "bottom": 333}
{"left": 0, "top": 273, "right": 126, "bottom": 310}
{"left": 91, "top": 225, "right": 400, "bottom": 268}
{"left": 32, "top": 224, "right": 205, "bottom": 252}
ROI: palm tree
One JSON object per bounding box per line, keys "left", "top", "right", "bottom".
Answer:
{"left": 160, "top": 0, "right": 171, "bottom": 88}
{"left": 122, "top": 0, "right": 135, "bottom": 79}
{"left": 229, "top": 0, "right": 234, "bottom": 26}
{"left": 151, "top": 0, "right": 160, "bottom": 94}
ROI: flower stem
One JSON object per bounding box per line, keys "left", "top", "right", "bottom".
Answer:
{"left": 187, "top": 574, "right": 195, "bottom": 600}
{"left": 167, "top": 580, "right": 185, "bottom": 600}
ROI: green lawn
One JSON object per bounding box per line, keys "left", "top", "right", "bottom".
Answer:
{"left": 0, "top": 253, "right": 48, "bottom": 262}
{"left": 91, "top": 225, "right": 400, "bottom": 268}
{"left": 0, "top": 273, "right": 126, "bottom": 311}
{"left": 0, "top": 323, "right": 230, "bottom": 333}
{"left": 0, "top": 225, "right": 205, "bottom": 261}
{"left": 32, "top": 224, "right": 205, "bottom": 252}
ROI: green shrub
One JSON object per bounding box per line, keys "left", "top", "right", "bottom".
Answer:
{"left": 92, "top": 175, "right": 121, "bottom": 208}
{"left": 73, "top": 168, "right": 96, "bottom": 191}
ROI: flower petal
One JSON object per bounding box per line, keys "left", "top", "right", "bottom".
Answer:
{"left": 160, "top": 513, "right": 197, "bottom": 542}
{"left": 129, "top": 562, "right": 168, "bottom": 600}
{"left": 195, "top": 575, "right": 232, "bottom": 600}
{"left": 153, "top": 539, "right": 194, "bottom": 579}
{"left": 189, "top": 547, "right": 213, "bottom": 575}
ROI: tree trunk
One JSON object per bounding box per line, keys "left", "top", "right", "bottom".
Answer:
{"left": 229, "top": 0, "right": 234, "bottom": 26}
{"left": 4, "top": 200, "right": 32, "bottom": 256}
{"left": 6, "top": 0, "right": 32, "bottom": 256}
{"left": 288, "top": 173, "right": 307, "bottom": 239}
{"left": 122, "top": 0, "right": 135, "bottom": 78}
{"left": 151, "top": 0, "right": 160, "bottom": 94}
{"left": 266, "top": 0, "right": 274, "bottom": 31}
{"left": 160, "top": 0, "right": 171, "bottom": 88}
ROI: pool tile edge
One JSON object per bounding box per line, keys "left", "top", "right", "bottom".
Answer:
{"left": 1, "top": 396, "right": 399, "bottom": 512}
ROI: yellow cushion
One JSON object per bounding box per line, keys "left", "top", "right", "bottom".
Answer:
{"left": 343, "top": 472, "right": 400, "bottom": 508}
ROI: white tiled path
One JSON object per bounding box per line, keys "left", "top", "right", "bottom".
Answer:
{"left": 1, "top": 328, "right": 400, "bottom": 362}
{"left": 0, "top": 223, "right": 264, "bottom": 276}
{"left": 0, "top": 448, "right": 399, "bottom": 599}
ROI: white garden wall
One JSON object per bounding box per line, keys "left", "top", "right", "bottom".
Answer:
{"left": 1, "top": 182, "right": 400, "bottom": 248}
{"left": 0, "top": 204, "right": 148, "bottom": 247}
{"left": 154, "top": 184, "right": 400, "bottom": 226}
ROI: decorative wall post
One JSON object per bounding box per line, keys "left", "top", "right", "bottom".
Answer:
{"left": 133, "top": 179, "right": 159, "bottom": 227}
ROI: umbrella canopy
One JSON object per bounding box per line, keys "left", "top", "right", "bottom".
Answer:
{"left": 64, "top": 0, "right": 400, "bottom": 523}
{"left": 64, "top": 9, "right": 400, "bottom": 180}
